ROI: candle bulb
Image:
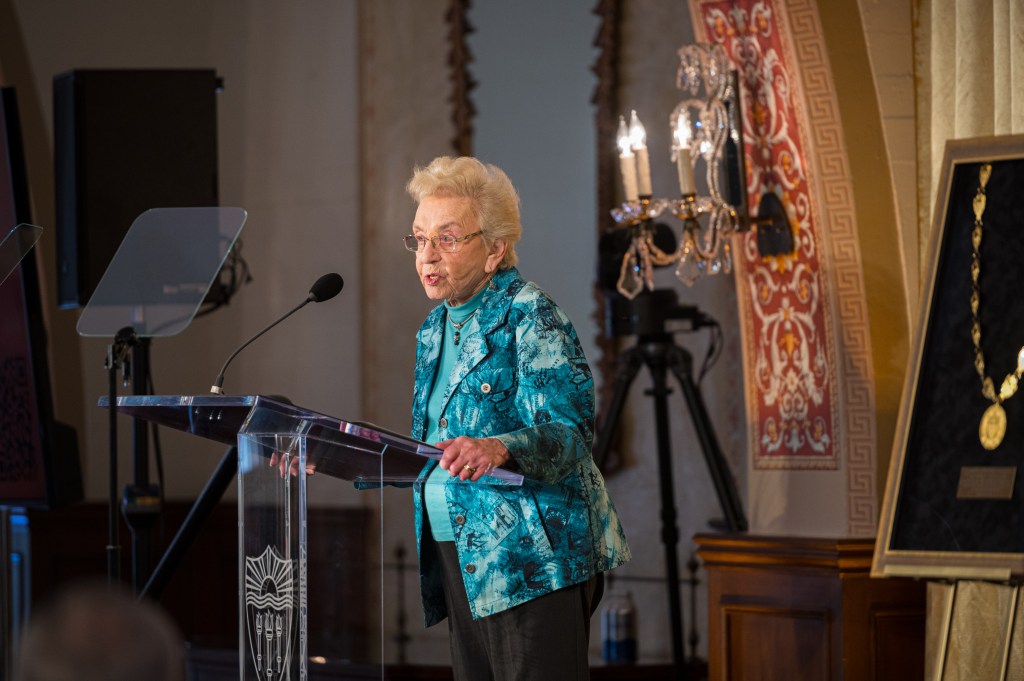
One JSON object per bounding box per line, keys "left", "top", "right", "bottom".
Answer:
{"left": 628, "top": 111, "right": 652, "bottom": 198}
{"left": 617, "top": 115, "right": 639, "bottom": 203}
{"left": 673, "top": 111, "right": 696, "bottom": 196}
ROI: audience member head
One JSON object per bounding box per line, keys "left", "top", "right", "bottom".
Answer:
{"left": 14, "top": 581, "right": 185, "bottom": 681}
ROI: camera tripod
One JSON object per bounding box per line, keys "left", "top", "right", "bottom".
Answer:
{"left": 594, "top": 328, "right": 747, "bottom": 680}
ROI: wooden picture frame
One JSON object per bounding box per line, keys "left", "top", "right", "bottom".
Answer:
{"left": 874, "top": 135, "right": 1024, "bottom": 581}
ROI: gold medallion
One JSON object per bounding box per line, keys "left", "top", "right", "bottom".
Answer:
{"left": 979, "top": 402, "right": 1007, "bottom": 450}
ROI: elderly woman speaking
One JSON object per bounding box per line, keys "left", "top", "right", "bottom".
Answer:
{"left": 404, "top": 156, "right": 630, "bottom": 681}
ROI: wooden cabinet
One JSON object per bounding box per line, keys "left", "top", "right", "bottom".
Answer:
{"left": 694, "top": 534, "right": 925, "bottom": 681}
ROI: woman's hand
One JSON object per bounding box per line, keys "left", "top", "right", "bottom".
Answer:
{"left": 436, "top": 436, "right": 510, "bottom": 482}
{"left": 268, "top": 451, "right": 316, "bottom": 479}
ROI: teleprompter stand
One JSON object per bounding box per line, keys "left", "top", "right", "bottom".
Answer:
{"left": 594, "top": 296, "right": 747, "bottom": 681}
{"left": 79, "top": 207, "right": 248, "bottom": 591}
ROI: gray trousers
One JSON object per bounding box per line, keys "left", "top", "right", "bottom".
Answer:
{"left": 437, "top": 541, "right": 600, "bottom": 681}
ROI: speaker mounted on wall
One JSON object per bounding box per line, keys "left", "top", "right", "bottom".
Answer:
{"left": 54, "top": 69, "right": 221, "bottom": 309}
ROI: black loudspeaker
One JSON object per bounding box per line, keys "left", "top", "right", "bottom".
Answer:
{"left": 54, "top": 69, "right": 220, "bottom": 309}
{"left": 0, "top": 86, "right": 82, "bottom": 508}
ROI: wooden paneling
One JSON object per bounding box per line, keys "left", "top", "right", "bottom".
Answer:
{"left": 695, "top": 534, "right": 925, "bottom": 681}
{"left": 723, "top": 607, "right": 830, "bottom": 681}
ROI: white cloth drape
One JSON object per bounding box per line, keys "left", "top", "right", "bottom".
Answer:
{"left": 917, "top": 0, "right": 1024, "bottom": 269}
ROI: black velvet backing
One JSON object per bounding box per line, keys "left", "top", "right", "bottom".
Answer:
{"left": 891, "top": 158, "right": 1024, "bottom": 553}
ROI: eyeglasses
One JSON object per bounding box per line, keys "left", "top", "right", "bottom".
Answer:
{"left": 403, "top": 230, "right": 484, "bottom": 253}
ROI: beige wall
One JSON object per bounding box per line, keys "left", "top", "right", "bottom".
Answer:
{"left": 859, "top": 0, "right": 918, "bottom": 318}
{"left": 854, "top": 0, "right": 916, "bottom": 508}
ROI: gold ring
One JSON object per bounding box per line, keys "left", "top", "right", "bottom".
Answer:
{"left": 463, "top": 465, "right": 477, "bottom": 474}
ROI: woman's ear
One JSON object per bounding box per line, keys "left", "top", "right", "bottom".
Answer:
{"left": 485, "top": 239, "right": 507, "bottom": 273}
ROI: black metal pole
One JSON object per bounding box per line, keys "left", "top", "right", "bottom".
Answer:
{"left": 687, "top": 553, "right": 701, "bottom": 661}
{"left": 131, "top": 337, "right": 150, "bottom": 488}
{"left": 642, "top": 340, "right": 688, "bottom": 681}
{"left": 124, "top": 337, "right": 160, "bottom": 592}
{"left": 140, "top": 446, "right": 237, "bottom": 600}
{"left": 106, "top": 344, "right": 121, "bottom": 585}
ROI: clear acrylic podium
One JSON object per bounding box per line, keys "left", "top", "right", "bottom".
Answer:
{"left": 0, "top": 222, "right": 42, "bottom": 285}
{"left": 103, "top": 393, "right": 523, "bottom": 679}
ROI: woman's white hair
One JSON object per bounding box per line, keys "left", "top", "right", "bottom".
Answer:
{"left": 407, "top": 156, "right": 522, "bottom": 269}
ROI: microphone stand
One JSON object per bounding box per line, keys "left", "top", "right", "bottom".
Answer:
{"left": 210, "top": 272, "right": 343, "bottom": 395}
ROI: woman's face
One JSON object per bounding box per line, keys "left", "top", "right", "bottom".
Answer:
{"left": 413, "top": 195, "right": 505, "bottom": 305}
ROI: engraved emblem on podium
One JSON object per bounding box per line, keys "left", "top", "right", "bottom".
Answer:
{"left": 245, "top": 545, "right": 296, "bottom": 680}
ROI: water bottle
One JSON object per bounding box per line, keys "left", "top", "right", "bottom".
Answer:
{"left": 600, "top": 590, "right": 637, "bottom": 664}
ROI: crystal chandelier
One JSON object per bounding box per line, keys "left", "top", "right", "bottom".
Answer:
{"left": 611, "top": 43, "right": 749, "bottom": 298}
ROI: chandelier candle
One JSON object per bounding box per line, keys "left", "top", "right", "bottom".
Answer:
{"left": 673, "top": 110, "right": 696, "bottom": 195}
{"left": 629, "top": 110, "right": 653, "bottom": 197}
{"left": 617, "top": 116, "right": 640, "bottom": 202}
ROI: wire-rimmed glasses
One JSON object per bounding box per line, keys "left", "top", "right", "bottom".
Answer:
{"left": 402, "top": 230, "right": 483, "bottom": 253}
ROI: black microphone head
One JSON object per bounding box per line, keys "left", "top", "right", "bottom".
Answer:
{"left": 308, "top": 273, "right": 344, "bottom": 302}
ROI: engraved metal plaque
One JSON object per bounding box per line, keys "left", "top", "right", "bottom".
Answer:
{"left": 956, "top": 466, "right": 1017, "bottom": 500}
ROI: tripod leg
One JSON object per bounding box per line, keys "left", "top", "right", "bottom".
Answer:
{"left": 593, "top": 347, "right": 646, "bottom": 470}
{"left": 644, "top": 347, "right": 689, "bottom": 681}
{"left": 666, "top": 346, "right": 748, "bottom": 532}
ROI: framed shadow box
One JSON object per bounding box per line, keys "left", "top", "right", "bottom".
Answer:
{"left": 874, "top": 135, "right": 1024, "bottom": 581}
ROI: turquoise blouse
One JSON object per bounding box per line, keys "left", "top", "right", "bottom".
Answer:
{"left": 423, "top": 287, "right": 488, "bottom": 541}
{"left": 410, "top": 267, "right": 631, "bottom": 625}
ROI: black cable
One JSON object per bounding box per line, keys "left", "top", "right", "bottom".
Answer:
{"left": 696, "top": 318, "right": 723, "bottom": 385}
{"left": 195, "top": 239, "right": 253, "bottom": 318}
{"left": 675, "top": 310, "right": 723, "bottom": 386}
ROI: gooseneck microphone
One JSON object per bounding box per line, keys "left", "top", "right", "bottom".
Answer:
{"left": 209, "top": 272, "right": 343, "bottom": 394}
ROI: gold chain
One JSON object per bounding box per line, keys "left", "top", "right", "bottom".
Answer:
{"left": 971, "top": 163, "right": 1024, "bottom": 450}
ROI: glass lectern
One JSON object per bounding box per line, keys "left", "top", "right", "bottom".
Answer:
{"left": 0, "top": 222, "right": 42, "bottom": 285}
{"left": 103, "top": 394, "right": 523, "bottom": 679}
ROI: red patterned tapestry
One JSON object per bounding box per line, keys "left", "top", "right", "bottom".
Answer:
{"left": 694, "top": 0, "right": 839, "bottom": 469}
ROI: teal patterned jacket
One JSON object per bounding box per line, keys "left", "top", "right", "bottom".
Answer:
{"left": 411, "top": 267, "right": 631, "bottom": 626}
